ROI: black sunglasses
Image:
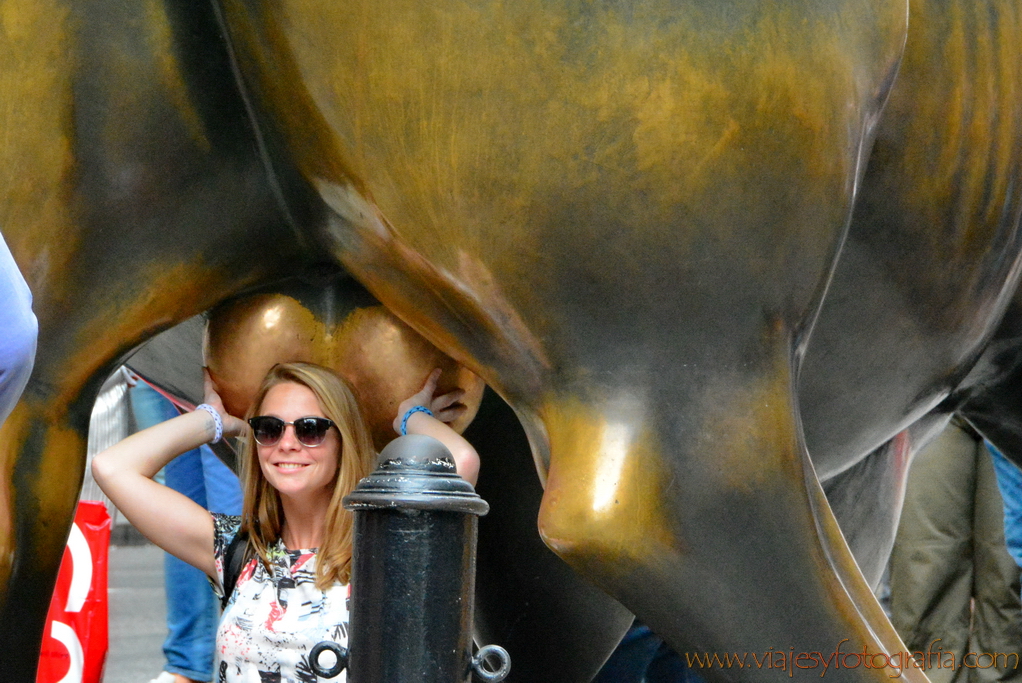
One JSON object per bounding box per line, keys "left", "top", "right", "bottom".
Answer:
{"left": 248, "top": 416, "right": 337, "bottom": 447}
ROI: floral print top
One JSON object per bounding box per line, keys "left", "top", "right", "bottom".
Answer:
{"left": 210, "top": 513, "right": 350, "bottom": 683}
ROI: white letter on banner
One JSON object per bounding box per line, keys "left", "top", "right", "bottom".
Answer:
{"left": 50, "top": 620, "right": 84, "bottom": 683}
{"left": 65, "top": 522, "right": 92, "bottom": 613}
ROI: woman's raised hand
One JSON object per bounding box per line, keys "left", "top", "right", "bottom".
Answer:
{"left": 394, "top": 368, "right": 467, "bottom": 432}
{"left": 392, "top": 368, "right": 480, "bottom": 484}
{"left": 202, "top": 368, "right": 247, "bottom": 438}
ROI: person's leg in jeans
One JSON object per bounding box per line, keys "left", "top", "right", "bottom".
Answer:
{"left": 130, "top": 381, "right": 242, "bottom": 683}
{"left": 646, "top": 643, "right": 707, "bottom": 683}
{"left": 987, "top": 444, "right": 1022, "bottom": 594}
{"left": 592, "top": 620, "right": 664, "bottom": 683}
{"left": 593, "top": 620, "right": 708, "bottom": 683}
{"left": 161, "top": 445, "right": 242, "bottom": 682}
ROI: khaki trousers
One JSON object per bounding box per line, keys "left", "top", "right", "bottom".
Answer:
{"left": 889, "top": 422, "right": 1022, "bottom": 683}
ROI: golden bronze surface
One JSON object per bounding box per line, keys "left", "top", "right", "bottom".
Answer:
{"left": 214, "top": 0, "right": 919, "bottom": 676}
{"left": 4, "top": 0, "right": 1022, "bottom": 680}
{"left": 0, "top": 0, "right": 303, "bottom": 669}
{"left": 801, "top": 0, "right": 1022, "bottom": 478}
{"left": 205, "top": 289, "right": 484, "bottom": 450}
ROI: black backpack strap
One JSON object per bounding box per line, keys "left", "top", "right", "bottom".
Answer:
{"left": 221, "top": 529, "right": 249, "bottom": 611}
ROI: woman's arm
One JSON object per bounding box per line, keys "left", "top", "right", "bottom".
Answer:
{"left": 394, "top": 369, "right": 481, "bottom": 486}
{"left": 91, "top": 372, "right": 246, "bottom": 579}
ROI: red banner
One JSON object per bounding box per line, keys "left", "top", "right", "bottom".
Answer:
{"left": 37, "top": 500, "right": 111, "bottom": 683}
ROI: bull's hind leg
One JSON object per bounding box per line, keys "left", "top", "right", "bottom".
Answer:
{"left": 535, "top": 345, "right": 924, "bottom": 682}
{"left": 207, "top": 0, "right": 913, "bottom": 676}
{"left": 0, "top": 0, "right": 315, "bottom": 674}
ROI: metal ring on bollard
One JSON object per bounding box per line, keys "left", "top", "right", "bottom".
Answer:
{"left": 472, "top": 644, "right": 511, "bottom": 682}
{"left": 310, "top": 641, "right": 349, "bottom": 679}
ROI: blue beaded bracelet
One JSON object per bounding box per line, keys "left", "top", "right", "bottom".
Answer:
{"left": 195, "top": 404, "right": 223, "bottom": 444}
{"left": 400, "top": 405, "right": 434, "bottom": 435}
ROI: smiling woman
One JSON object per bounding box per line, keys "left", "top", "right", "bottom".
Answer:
{"left": 239, "top": 365, "right": 373, "bottom": 593}
{"left": 90, "top": 361, "right": 479, "bottom": 683}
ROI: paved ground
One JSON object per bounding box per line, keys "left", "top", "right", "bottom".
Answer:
{"left": 106, "top": 542, "right": 168, "bottom": 683}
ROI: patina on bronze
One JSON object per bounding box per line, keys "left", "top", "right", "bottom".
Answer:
{"left": 215, "top": 0, "right": 919, "bottom": 679}
{"left": 4, "top": 0, "right": 1022, "bottom": 681}
{"left": 801, "top": 0, "right": 1022, "bottom": 479}
{"left": 0, "top": 0, "right": 305, "bottom": 668}
{"left": 203, "top": 272, "right": 484, "bottom": 449}
{"left": 796, "top": 0, "right": 1022, "bottom": 588}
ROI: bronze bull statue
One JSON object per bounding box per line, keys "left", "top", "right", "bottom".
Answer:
{"left": 2, "top": 0, "right": 1022, "bottom": 680}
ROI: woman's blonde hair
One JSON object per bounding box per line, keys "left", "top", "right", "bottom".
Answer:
{"left": 239, "top": 362, "right": 376, "bottom": 588}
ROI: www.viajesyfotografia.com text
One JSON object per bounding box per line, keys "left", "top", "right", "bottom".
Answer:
{"left": 682, "top": 639, "right": 1019, "bottom": 678}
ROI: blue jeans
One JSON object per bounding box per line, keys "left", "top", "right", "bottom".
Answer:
{"left": 130, "top": 382, "right": 242, "bottom": 682}
{"left": 593, "top": 621, "right": 706, "bottom": 683}
{"left": 987, "top": 443, "right": 1022, "bottom": 583}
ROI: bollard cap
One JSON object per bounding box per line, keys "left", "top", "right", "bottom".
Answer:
{"left": 343, "top": 435, "right": 489, "bottom": 515}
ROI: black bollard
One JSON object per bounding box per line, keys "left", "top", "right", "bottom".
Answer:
{"left": 311, "top": 434, "right": 510, "bottom": 683}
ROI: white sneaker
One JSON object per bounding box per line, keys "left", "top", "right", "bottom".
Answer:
{"left": 148, "top": 673, "right": 178, "bottom": 683}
